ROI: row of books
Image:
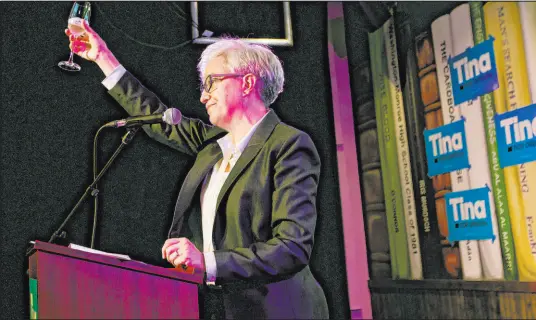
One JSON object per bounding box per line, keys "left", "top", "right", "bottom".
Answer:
{"left": 357, "top": 1, "right": 536, "bottom": 281}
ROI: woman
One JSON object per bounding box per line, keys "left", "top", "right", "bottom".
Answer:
{"left": 67, "top": 20, "right": 329, "bottom": 319}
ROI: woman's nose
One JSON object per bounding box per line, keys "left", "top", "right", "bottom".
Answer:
{"left": 200, "top": 90, "right": 210, "bottom": 104}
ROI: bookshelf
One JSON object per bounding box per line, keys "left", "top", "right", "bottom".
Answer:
{"left": 343, "top": 2, "right": 536, "bottom": 318}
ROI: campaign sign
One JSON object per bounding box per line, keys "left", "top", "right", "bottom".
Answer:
{"left": 495, "top": 103, "right": 536, "bottom": 168}
{"left": 424, "top": 119, "right": 470, "bottom": 177}
{"left": 445, "top": 187, "right": 495, "bottom": 242}
{"left": 448, "top": 36, "right": 499, "bottom": 105}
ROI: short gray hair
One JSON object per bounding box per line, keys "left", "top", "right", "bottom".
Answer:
{"left": 197, "top": 37, "right": 285, "bottom": 106}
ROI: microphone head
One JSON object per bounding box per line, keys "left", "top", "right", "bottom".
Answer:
{"left": 162, "top": 108, "right": 182, "bottom": 125}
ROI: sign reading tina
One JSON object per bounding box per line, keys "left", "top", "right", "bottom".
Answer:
{"left": 445, "top": 187, "right": 495, "bottom": 243}
{"left": 495, "top": 103, "right": 536, "bottom": 168}
{"left": 424, "top": 119, "right": 470, "bottom": 177}
{"left": 448, "top": 36, "right": 499, "bottom": 105}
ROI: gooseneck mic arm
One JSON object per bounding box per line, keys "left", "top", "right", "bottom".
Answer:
{"left": 87, "top": 108, "right": 181, "bottom": 248}
{"left": 26, "top": 108, "right": 181, "bottom": 256}
{"left": 45, "top": 127, "right": 140, "bottom": 249}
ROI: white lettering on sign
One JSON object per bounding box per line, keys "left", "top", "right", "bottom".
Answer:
{"left": 449, "top": 196, "right": 487, "bottom": 222}
{"left": 428, "top": 132, "right": 463, "bottom": 156}
{"left": 500, "top": 116, "right": 536, "bottom": 145}
{"left": 452, "top": 53, "right": 492, "bottom": 85}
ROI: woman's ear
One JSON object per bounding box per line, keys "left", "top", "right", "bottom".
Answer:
{"left": 242, "top": 74, "right": 257, "bottom": 96}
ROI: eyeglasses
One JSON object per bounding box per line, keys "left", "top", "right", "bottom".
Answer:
{"left": 201, "top": 73, "right": 245, "bottom": 93}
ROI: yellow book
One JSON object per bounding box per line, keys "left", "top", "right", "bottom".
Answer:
{"left": 484, "top": 2, "right": 536, "bottom": 281}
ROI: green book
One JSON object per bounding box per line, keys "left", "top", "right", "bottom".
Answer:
{"left": 469, "top": 1, "right": 518, "bottom": 280}
{"left": 369, "top": 25, "right": 410, "bottom": 280}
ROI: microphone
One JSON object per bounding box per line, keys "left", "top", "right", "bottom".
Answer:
{"left": 104, "top": 108, "right": 182, "bottom": 128}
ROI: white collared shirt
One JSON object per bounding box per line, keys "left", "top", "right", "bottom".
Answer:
{"left": 102, "top": 65, "right": 269, "bottom": 285}
{"left": 200, "top": 112, "right": 268, "bottom": 284}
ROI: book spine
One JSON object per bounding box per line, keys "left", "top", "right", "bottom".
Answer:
{"left": 397, "top": 18, "right": 444, "bottom": 279}
{"left": 519, "top": 2, "right": 536, "bottom": 103}
{"left": 369, "top": 27, "right": 410, "bottom": 279}
{"left": 379, "top": 25, "right": 411, "bottom": 279}
{"left": 470, "top": 0, "right": 518, "bottom": 280}
{"left": 383, "top": 17, "right": 423, "bottom": 280}
{"left": 518, "top": 2, "right": 536, "bottom": 272}
{"left": 353, "top": 61, "right": 391, "bottom": 279}
{"left": 450, "top": 3, "right": 504, "bottom": 280}
{"left": 501, "top": 3, "right": 536, "bottom": 269}
{"left": 415, "top": 30, "right": 461, "bottom": 279}
{"left": 431, "top": 13, "right": 484, "bottom": 280}
{"left": 484, "top": 2, "right": 536, "bottom": 281}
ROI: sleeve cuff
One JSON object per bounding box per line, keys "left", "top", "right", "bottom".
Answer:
{"left": 203, "top": 252, "right": 217, "bottom": 285}
{"left": 101, "top": 65, "right": 127, "bottom": 90}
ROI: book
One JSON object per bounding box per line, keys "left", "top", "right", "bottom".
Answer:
{"left": 326, "top": 7, "right": 373, "bottom": 307}
{"left": 450, "top": 3, "right": 504, "bottom": 280}
{"left": 353, "top": 61, "right": 391, "bottom": 279}
{"left": 415, "top": 29, "right": 461, "bottom": 279}
{"left": 520, "top": 2, "right": 536, "bottom": 104}
{"left": 431, "top": 12, "right": 483, "bottom": 280}
{"left": 484, "top": 1, "right": 536, "bottom": 281}
{"left": 470, "top": 0, "right": 518, "bottom": 280}
{"left": 519, "top": 1, "right": 536, "bottom": 276}
{"left": 383, "top": 16, "right": 423, "bottom": 280}
{"left": 397, "top": 14, "right": 446, "bottom": 279}
{"left": 369, "top": 24, "right": 411, "bottom": 279}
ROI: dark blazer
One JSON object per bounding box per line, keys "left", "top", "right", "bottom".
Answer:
{"left": 108, "top": 71, "right": 329, "bottom": 319}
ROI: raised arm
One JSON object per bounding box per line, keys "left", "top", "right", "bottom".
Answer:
{"left": 66, "top": 20, "right": 215, "bottom": 155}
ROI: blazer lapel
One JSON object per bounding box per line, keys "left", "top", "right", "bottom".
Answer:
{"left": 170, "top": 110, "right": 281, "bottom": 244}
{"left": 169, "top": 128, "right": 226, "bottom": 237}
{"left": 215, "top": 110, "right": 281, "bottom": 213}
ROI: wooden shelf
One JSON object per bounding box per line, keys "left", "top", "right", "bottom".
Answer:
{"left": 368, "top": 278, "right": 536, "bottom": 319}
{"left": 369, "top": 278, "right": 536, "bottom": 293}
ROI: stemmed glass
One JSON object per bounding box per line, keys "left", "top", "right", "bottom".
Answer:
{"left": 58, "top": 2, "right": 92, "bottom": 72}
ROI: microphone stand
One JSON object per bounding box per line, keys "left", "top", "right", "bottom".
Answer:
{"left": 27, "top": 127, "right": 140, "bottom": 255}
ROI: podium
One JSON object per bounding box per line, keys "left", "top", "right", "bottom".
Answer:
{"left": 27, "top": 241, "right": 204, "bottom": 319}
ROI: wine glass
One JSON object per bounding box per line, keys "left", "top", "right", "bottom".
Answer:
{"left": 58, "top": 2, "right": 92, "bottom": 72}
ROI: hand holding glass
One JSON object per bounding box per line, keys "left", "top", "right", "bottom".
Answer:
{"left": 58, "top": 2, "right": 91, "bottom": 72}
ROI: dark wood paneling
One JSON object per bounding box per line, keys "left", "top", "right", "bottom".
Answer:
{"left": 370, "top": 280, "right": 536, "bottom": 319}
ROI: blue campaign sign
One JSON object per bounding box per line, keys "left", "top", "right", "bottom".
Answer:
{"left": 424, "top": 119, "right": 470, "bottom": 177}
{"left": 448, "top": 36, "right": 499, "bottom": 105}
{"left": 445, "top": 187, "right": 495, "bottom": 242}
{"left": 495, "top": 103, "right": 536, "bottom": 168}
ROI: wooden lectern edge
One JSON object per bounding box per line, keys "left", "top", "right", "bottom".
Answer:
{"left": 30, "top": 240, "right": 204, "bottom": 285}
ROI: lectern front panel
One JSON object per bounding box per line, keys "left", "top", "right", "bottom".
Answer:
{"left": 35, "top": 251, "right": 198, "bottom": 319}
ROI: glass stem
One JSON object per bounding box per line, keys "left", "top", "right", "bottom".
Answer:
{"left": 68, "top": 51, "right": 75, "bottom": 64}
